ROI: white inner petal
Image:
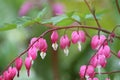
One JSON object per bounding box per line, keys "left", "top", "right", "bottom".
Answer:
{"left": 85, "top": 75, "right": 89, "bottom": 80}
{"left": 52, "top": 43, "right": 58, "bottom": 51}
{"left": 78, "top": 41, "right": 81, "bottom": 51}
{"left": 97, "top": 65, "right": 101, "bottom": 75}
{"left": 64, "top": 47, "right": 69, "bottom": 56}
{"left": 40, "top": 52, "right": 46, "bottom": 59}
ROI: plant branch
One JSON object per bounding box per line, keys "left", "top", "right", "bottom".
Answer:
{"left": 96, "top": 70, "right": 120, "bottom": 75}
{"left": 116, "top": 0, "right": 120, "bottom": 14}
{"left": 84, "top": 0, "right": 101, "bottom": 37}
{"left": 1, "top": 24, "right": 120, "bottom": 75}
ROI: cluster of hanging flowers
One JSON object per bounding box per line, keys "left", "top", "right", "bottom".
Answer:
{"left": 79, "top": 34, "right": 120, "bottom": 80}
{"left": 0, "top": 28, "right": 120, "bottom": 80}
{"left": 0, "top": 30, "right": 87, "bottom": 80}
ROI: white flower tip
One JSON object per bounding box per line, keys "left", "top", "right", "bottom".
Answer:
{"left": 40, "top": 52, "right": 46, "bottom": 59}
{"left": 64, "top": 47, "right": 69, "bottom": 56}
{"left": 78, "top": 42, "right": 81, "bottom": 51}
{"left": 85, "top": 75, "right": 89, "bottom": 80}
{"left": 97, "top": 65, "right": 101, "bottom": 75}
{"left": 31, "top": 60, "right": 34, "bottom": 64}
{"left": 52, "top": 43, "right": 58, "bottom": 51}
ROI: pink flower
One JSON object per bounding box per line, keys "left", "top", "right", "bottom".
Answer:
{"left": 89, "top": 77, "right": 99, "bottom": 80}
{"left": 19, "top": 2, "right": 33, "bottom": 16}
{"left": 97, "top": 45, "right": 111, "bottom": 58}
{"left": 15, "top": 57, "right": 23, "bottom": 77}
{"left": 28, "top": 47, "right": 37, "bottom": 60}
{"left": 91, "top": 35, "right": 107, "bottom": 50}
{"left": 90, "top": 55, "right": 107, "bottom": 68}
{"left": 52, "top": 3, "right": 65, "bottom": 15}
{"left": 93, "top": 77, "right": 99, "bottom": 80}
{"left": 51, "top": 31, "right": 59, "bottom": 51}
{"left": 71, "top": 31, "right": 86, "bottom": 51}
{"left": 117, "top": 50, "right": 120, "bottom": 58}
{"left": 3, "top": 71, "right": 10, "bottom": 80}
{"left": 38, "top": 38, "right": 48, "bottom": 59}
{"left": 30, "top": 37, "right": 39, "bottom": 48}
{"left": 106, "top": 78, "right": 110, "bottom": 80}
{"left": 60, "top": 35, "right": 70, "bottom": 56}
{"left": 0, "top": 76, "right": 3, "bottom": 80}
{"left": 3, "top": 67, "right": 17, "bottom": 80}
{"left": 25, "top": 57, "right": 32, "bottom": 77}
{"left": 8, "top": 67, "right": 17, "bottom": 80}
{"left": 90, "top": 55, "right": 106, "bottom": 74}
{"left": 79, "top": 65, "right": 95, "bottom": 79}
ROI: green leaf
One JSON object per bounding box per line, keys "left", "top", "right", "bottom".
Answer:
{"left": 42, "top": 14, "right": 68, "bottom": 25}
{"left": 56, "top": 18, "right": 74, "bottom": 26}
{"left": 85, "top": 14, "right": 102, "bottom": 20}
{"left": 36, "top": 7, "right": 48, "bottom": 18}
{"left": 71, "top": 14, "right": 81, "bottom": 22}
{"left": 0, "top": 23, "right": 17, "bottom": 31}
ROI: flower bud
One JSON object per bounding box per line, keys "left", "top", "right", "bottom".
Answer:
{"left": 60, "top": 35, "right": 70, "bottom": 56}
{"left": 71, "top": 31, "right": 86, "bottom": 51}
{"left": 38, "top": 38, "right": 48, "bottom": 59}
{"left": 15, "top": 57, "right": 23, "bottom": 77}
{"left": 28, "top": 47, "right": 37, "bottom": 60}
{"left": 117, "top": 50, "right": 120, "bottom": 58}
{"left": 25, "top": 57, "right": 32, "bottom": 77}
{"left": 52, "top": 3, "right": 65, "bottom": 15}
{"left": 91, "top": 35, "right": 107, "bottom": 50}
{"left": 51, "top": 31, "right": 59, "bottom": 51}
{"left": 79, "top": 65, "right": 95, "bottom": 79}
{"left": 19, "top": 2, "right": 33, "bottom": 16}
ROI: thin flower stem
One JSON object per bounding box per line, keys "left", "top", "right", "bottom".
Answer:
{"left": 96, "top": 70, "right": 120, "bottom": 75}
{"left": 84, "top": 0, "right": 101, "bottom": 37}
{"left": 84, "top": 0, "right": 101, "bottom": 28}
{"left": 116, "top": 0, "right": 120, "bottom": 14}
{"left": 83, "top": 39, "right": 108, "bottom": 79}
{"left": 111, "top": 50, "right": 120, "bottom": 59}
{"left": 1, "top": 24, "right": 120, "bottom": 75}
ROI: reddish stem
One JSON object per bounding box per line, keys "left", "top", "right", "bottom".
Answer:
{"left": 1, "top": 24, "right": 120, "bottom": 75}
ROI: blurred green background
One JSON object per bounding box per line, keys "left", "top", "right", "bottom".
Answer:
{"left": 0, "top": 0, "right": 120, "bottom": 80}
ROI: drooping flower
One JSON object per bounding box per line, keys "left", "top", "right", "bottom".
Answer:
{"left": 0, "top": 75, "right": 3, "bottom": 80}
{"left": 25, "top": 57, "right": 32, "bottom": 77}
{"left": 8, "top": 67, "right": 17, "bottom": 80}
{"left": 15, "top": 57, "right": 23, "bottom": 77}
{"left": 117, "top": 50, "right": 120, "bottom": 58}
{"left": 52, "top": 3, "right": 65, "bottom": 15}
{"left": 91, "top": 35, "right": 107, "bottom": 50}
{"left": 3, "top": 71, "right": 10, "bottom": 80}
{"left": 97, "top": 45, "right": 111, "bottom": 58}
{"left": 106, "top": 78, "right": 110, "bottom": 80}
{"left": 89, "top": 77, "right": 99, "bottom": 80}
{"left": 79, "top": 65, "right": 95, "bottom": 79}
{"left": 3, "top": 67, "right": 17, "bottom": 80}
{"left": 71, "top": 31, "right": 86, "bottom": 51}
{"left": 38, "top": 38, "right": 48, "bottom": 59}
{"left": 60, "top": 35, "right": 70, "bottom": 56}
{"left": 30, "top": 37, "right": 39, "bottom": 48}
{"left": 51, "top": 31, "right": 59, "bottom": 51}
{"left": 28, "top": 47, "right": 37, "bottom": 60}
{"left": 90, "top": 55, "right": 107, "bottom": 74}
{"left": 19, "top": 2, "right": 33, "bottom": 16}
